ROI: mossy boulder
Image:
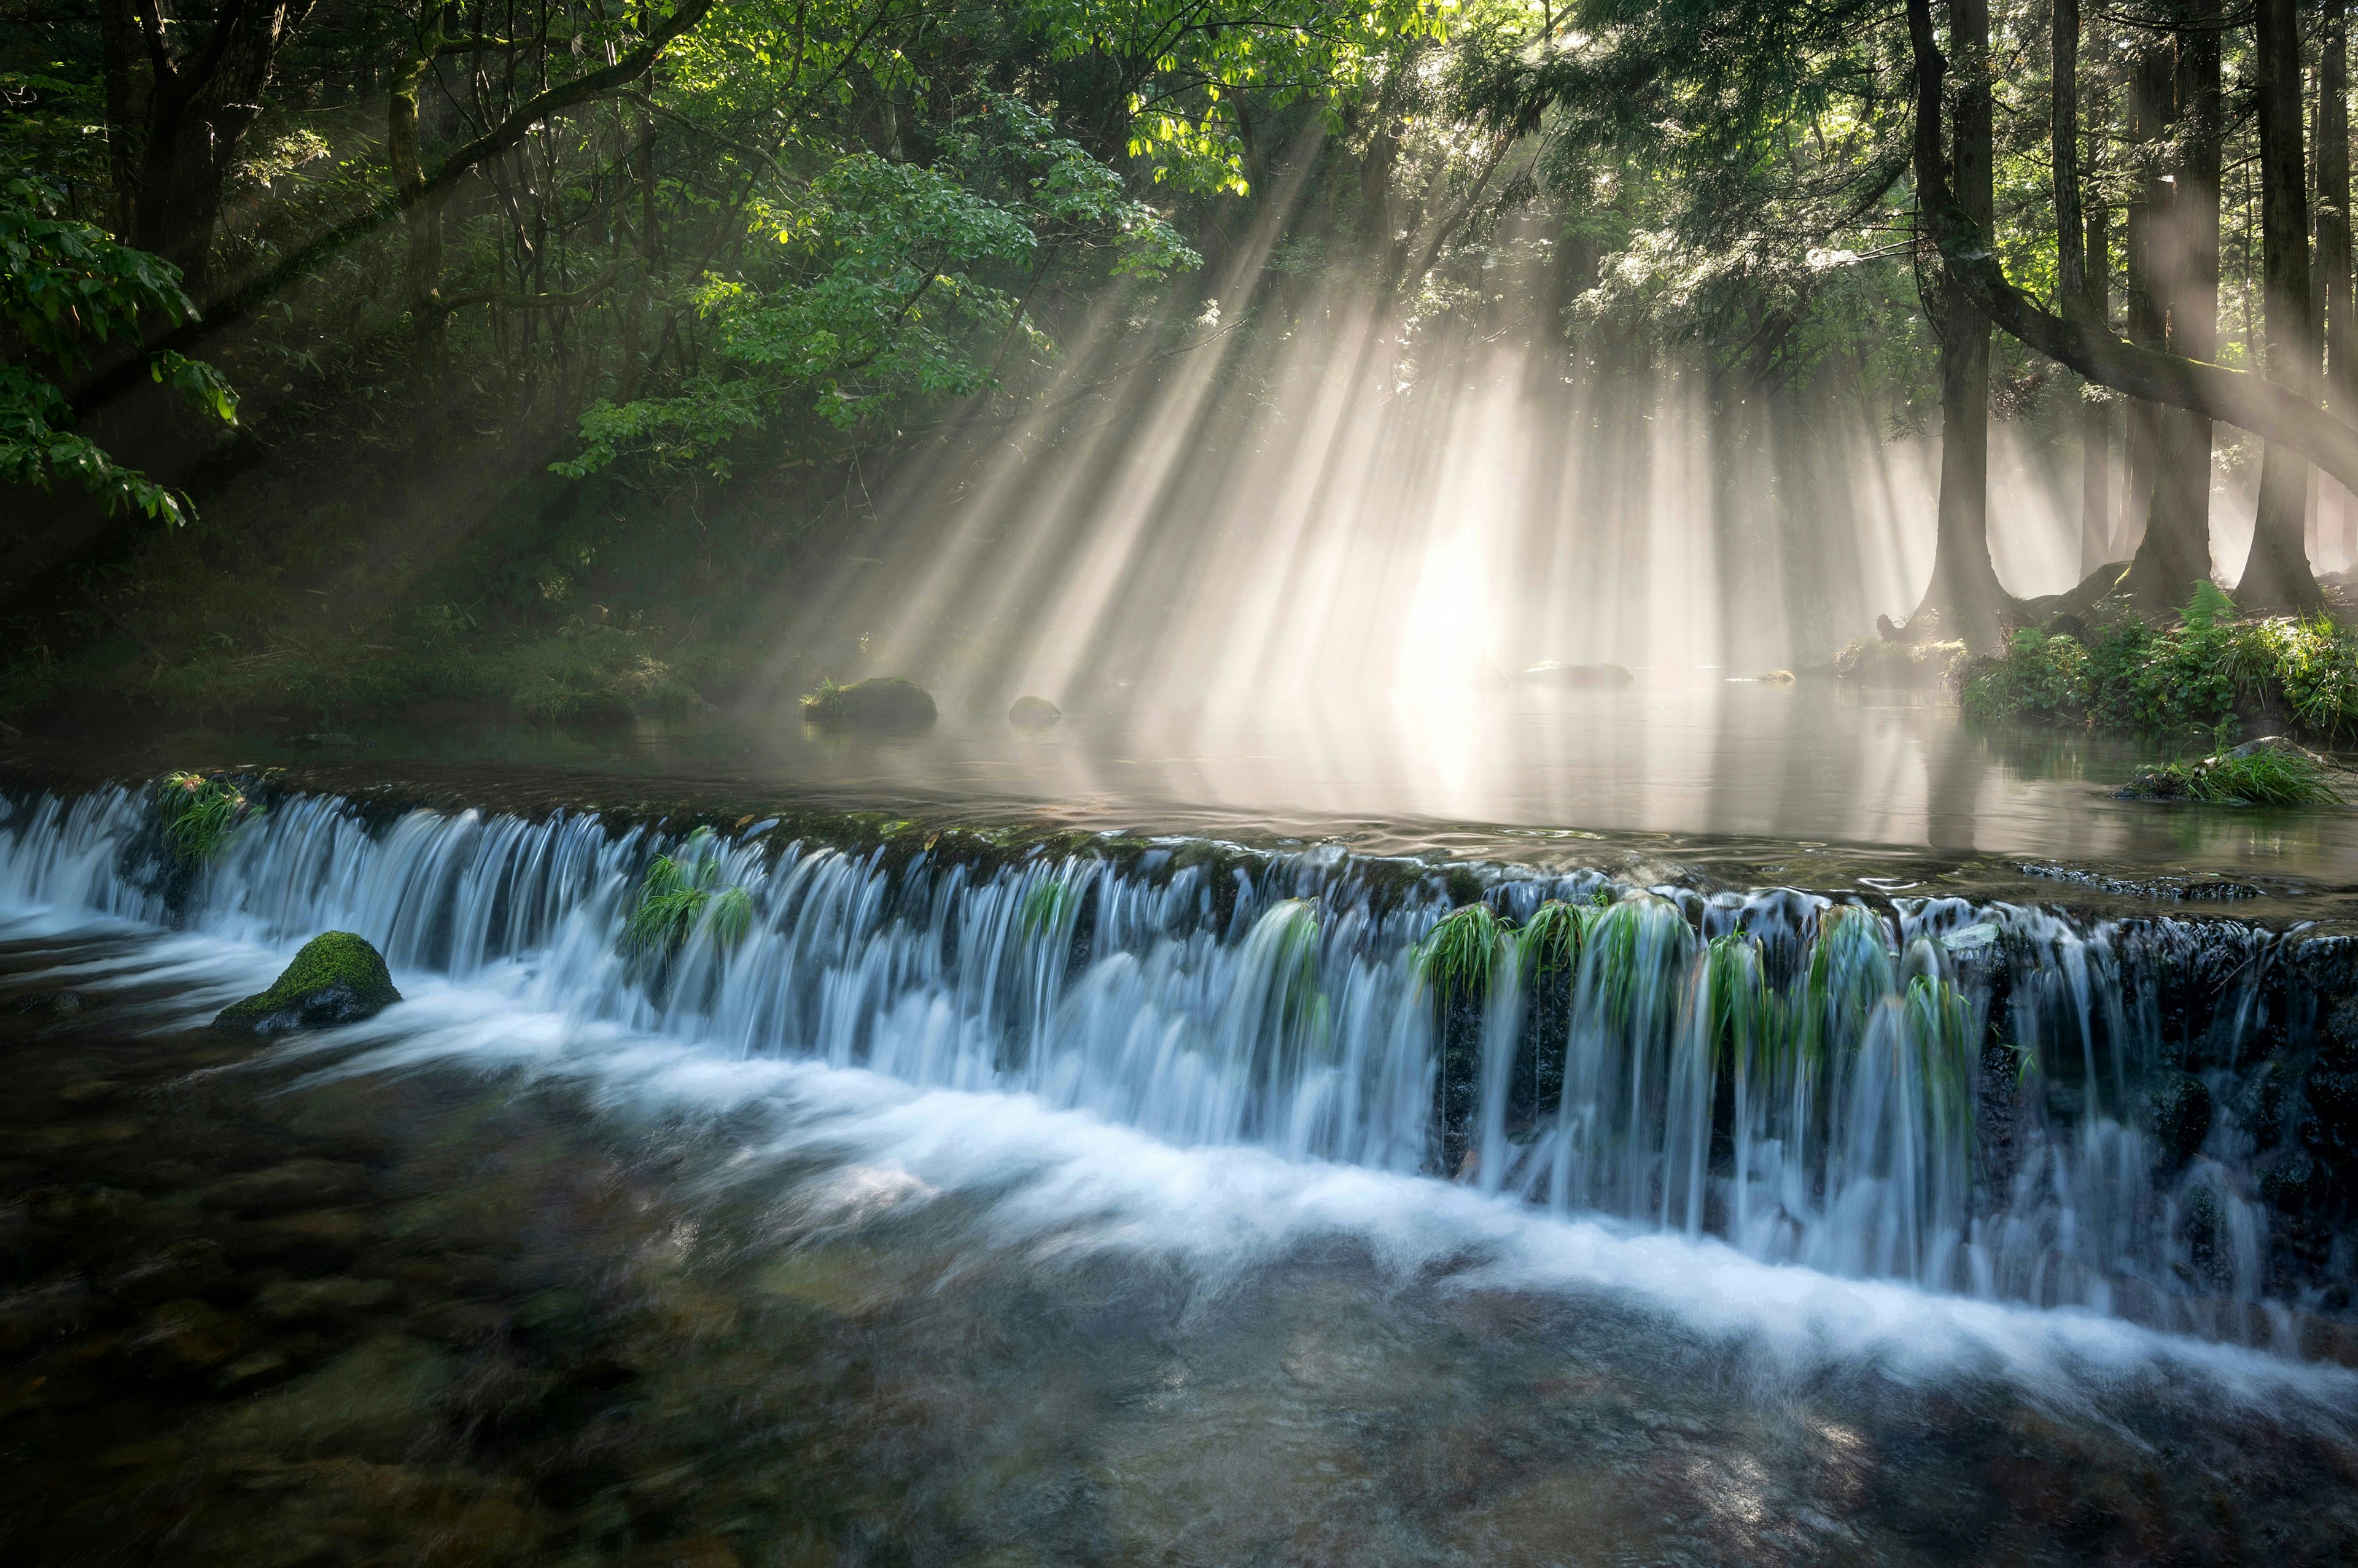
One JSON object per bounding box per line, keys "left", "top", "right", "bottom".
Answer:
{"left": 1007, "top": 696, "right": 1062, "bottom": 729}
{"left": 214, "top": 932, "right": 402, "bottom": 1034}
{"left": 801, "top": 677, "right": 938, "bottom": 731}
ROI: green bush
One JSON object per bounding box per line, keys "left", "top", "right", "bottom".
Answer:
{"left": 1962, "top": 608, "right": 2358, "bottom": 743}
{"left": 155, "top": 771, "right": 258, "bottom": 861}
{"left": 1961, "top": 629, "right": 2088, "bottom": 723}
{"left": 2126, "top": 746, "right": 2344, "bottom": 806}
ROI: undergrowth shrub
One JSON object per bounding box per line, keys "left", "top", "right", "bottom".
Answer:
{"left": 1963, "top": 611, "right": 2358, "bottom": 742}
{"left": 2126, "top": 746, "right": 2344, "bottom": 805}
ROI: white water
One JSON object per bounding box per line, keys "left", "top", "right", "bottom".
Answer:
{"left": 0, "top": 785, "right": 2333, "bottom": 1359}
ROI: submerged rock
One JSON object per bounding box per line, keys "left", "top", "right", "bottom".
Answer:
{"left": 214, "top": 933, "right": 401, "bottom": 1034}
{"left": 801, "top": 677, "right": 937, "bottom": 730}
{"left": 1007, "top": 696, "right": 1061, "bottom": 729}
{"left": 1518, "top": 661, "right": 1635, "bottom": 688}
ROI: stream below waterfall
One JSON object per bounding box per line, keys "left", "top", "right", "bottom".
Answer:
{"left": 4, "top": 753, "right": 2358, "bottom": 1564}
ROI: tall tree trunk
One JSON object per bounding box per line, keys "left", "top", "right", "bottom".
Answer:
{"left": 2243, "top": 0, "right": 2327, "bottom": 609}
{"left": 2119, "top": 40, "right": 2169, "bottom": 558}
{"left": 2128, "top": 26, "right": 2220, "bottom": 614}
{"left": 2084, "top": 136, "right": 2115, "bottom": 567}
{"left": 95, "top": 0, "right": 147, "bottom": 241}
{"left": 115, "top": 0, "right": 319, "bottom": 304}
{"left": 388, "top": 12, "right": 445, "bottom": 328}
{"left": 2322, "top": 0, "right": 2356, "bottom": 570}
{"left": 2055, "top": 0, "right": 2112, "bottom": 573}
{"left": 1912, "top": 0, "right": 2006, "bottom": 642}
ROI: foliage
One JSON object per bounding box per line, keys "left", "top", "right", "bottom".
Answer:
{"left": 2182, "top": 580, "right": 2236, "bottom": 630}
{"left": 155, "top": 771, "right": 258, "bottom": 861}
{"left": 1019, "top": 877, "right": 1081, "bottom": 938}
{"left": 1515, "top": 898, "right": 1588, "bottom": 976}
{"left": 558, "top": 96, "right": 1199, "bottom": 477}
{"left": 1414, "top": 901, "right": 1505, "bottom": 998}
{"left": 1, "top": 167, "right": 236, "bottom": 524}
{"left": 1958, "top": 629, "right": 2088, "bottom": 724}
{"left": 2125, "top": 747, "right": 2344, "bottom": 807}
{"left": 627, "top": 833, "right": 757, "bottom": 956}
{"left": 1029, "top": 0, "right": 1450, "bottom": 195}
{"left": 1963, "top": 608, "right": 2358, "bottom": 743}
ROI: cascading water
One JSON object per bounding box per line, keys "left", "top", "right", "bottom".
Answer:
{"left": 2, "top": 782, "right": 2352, "bottom": 1351}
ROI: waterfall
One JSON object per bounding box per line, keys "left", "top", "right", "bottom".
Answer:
{"left": 2, "top": 780, "right": 2348, "bottom": 1346}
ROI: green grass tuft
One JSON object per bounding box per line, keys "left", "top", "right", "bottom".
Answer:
{"left": 2126, "top": 745, "right": 2344, "bottom": 806}
{"left": 156, "top": 770, "right": 259, "bottom": 861}
{"left": 1515, "top": 899, "right": 1588, "bottom": 977}
{"left": 1415, "top": 902, "right": 1505, "bottom": 999}
{"left": 625, "top": 832, "right": 757, "bottom": 955}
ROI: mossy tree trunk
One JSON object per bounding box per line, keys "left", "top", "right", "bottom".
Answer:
{"left": 2240, "top": 0, "right": 2329, "bottom": 611}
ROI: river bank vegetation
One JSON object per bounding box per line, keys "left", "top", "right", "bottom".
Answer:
{"left": 10, "top": 2, "right": 2358, "bottom": 727}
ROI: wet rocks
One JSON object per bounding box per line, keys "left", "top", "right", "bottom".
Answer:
{"left": 214, "top": 933, "right": 400, "bottom": 1033}
{"left": 2146, "top": 1073, "right": 2214, "bottom": 1163}
{"left": 800, "top": 676, "right": 937, "bottom": 730}
{"left": 255, "top": 1276, "right": 398, "bottom": 1323}
{"left": 13, "top": 989, "right": 84, "bottom": 1017}
{"left": 210, "top": 1333, "right": 457, "bottom": 1461}
{"left": 1007, "top": 695, "right": 1062, "bottom": 729}
{"left": 202, "top": 1158, "right": 371, "bottom": 1217}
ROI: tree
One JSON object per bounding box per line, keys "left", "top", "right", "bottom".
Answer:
{"left": 95, "top": 0, "right": 317, "bottom": 304}
{"left": 2239, "top": 0, "right": 2327, "bottom": 610}
{"left": 1903, "top": 0, "right": 2358, "bottom": 505}
{"left": 1910, "top": 0, "right": 2007, "bottom": 641}
{"left": 1, "top": 166, "right": 235, "bottom": 525}
{"left": 2325, "top": 0, "right": 2357, "bottom": 569}
{"left": 2126, "top": 18, "right": 2220, "bottom": 615}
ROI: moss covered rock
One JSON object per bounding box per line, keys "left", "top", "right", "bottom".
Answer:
{"left": 1007, "top": 695, "right": 1061, "bottom": 729}
{"left": 801, "top": 677, "right": 937, "bottom": 730}
{"left": 214, "top": 932, "right": 402, "bottom": 1033}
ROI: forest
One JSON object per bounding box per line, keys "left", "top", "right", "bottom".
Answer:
{"left": 7, "top": 0, "right": 2358, "bottom": 731}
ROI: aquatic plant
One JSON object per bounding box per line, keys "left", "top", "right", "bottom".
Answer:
{"left": 626, "top": 833, "right": 755, "bottom": 955}
{"left": 1019, "top": 877, "right": 1079, "bottom": 938}
{"left": 1414, "top": 902, "right": 1504, "bottom": 999}
{"left": 2125, "top": 745, "right": 2344, "bottom": 806}
{"left": 155, "top": 770, "right": 257, "bottom": 861}
{"left": 1515, "top": 899, "right": 1589, "bottom": 977}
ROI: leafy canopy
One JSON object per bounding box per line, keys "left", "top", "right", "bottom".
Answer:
{"left": 1, "top": 167, "right": 237, "bottom": 526}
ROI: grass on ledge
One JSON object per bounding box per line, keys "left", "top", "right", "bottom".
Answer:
{"left": 2125, "top": 747, "right": 2346, "bottom": 807}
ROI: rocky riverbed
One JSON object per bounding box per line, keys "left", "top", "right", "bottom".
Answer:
{"left": 6, "top": 926, "right": 2358, "bottom": 1566}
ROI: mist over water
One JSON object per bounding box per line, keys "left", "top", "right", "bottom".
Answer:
{"left": 761, "top": 237, "right": 2101, "bottom": 718}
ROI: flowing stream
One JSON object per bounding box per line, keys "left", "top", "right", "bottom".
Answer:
{"left": 4, "top": 782, "right": 2350, "bottom": 1353}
